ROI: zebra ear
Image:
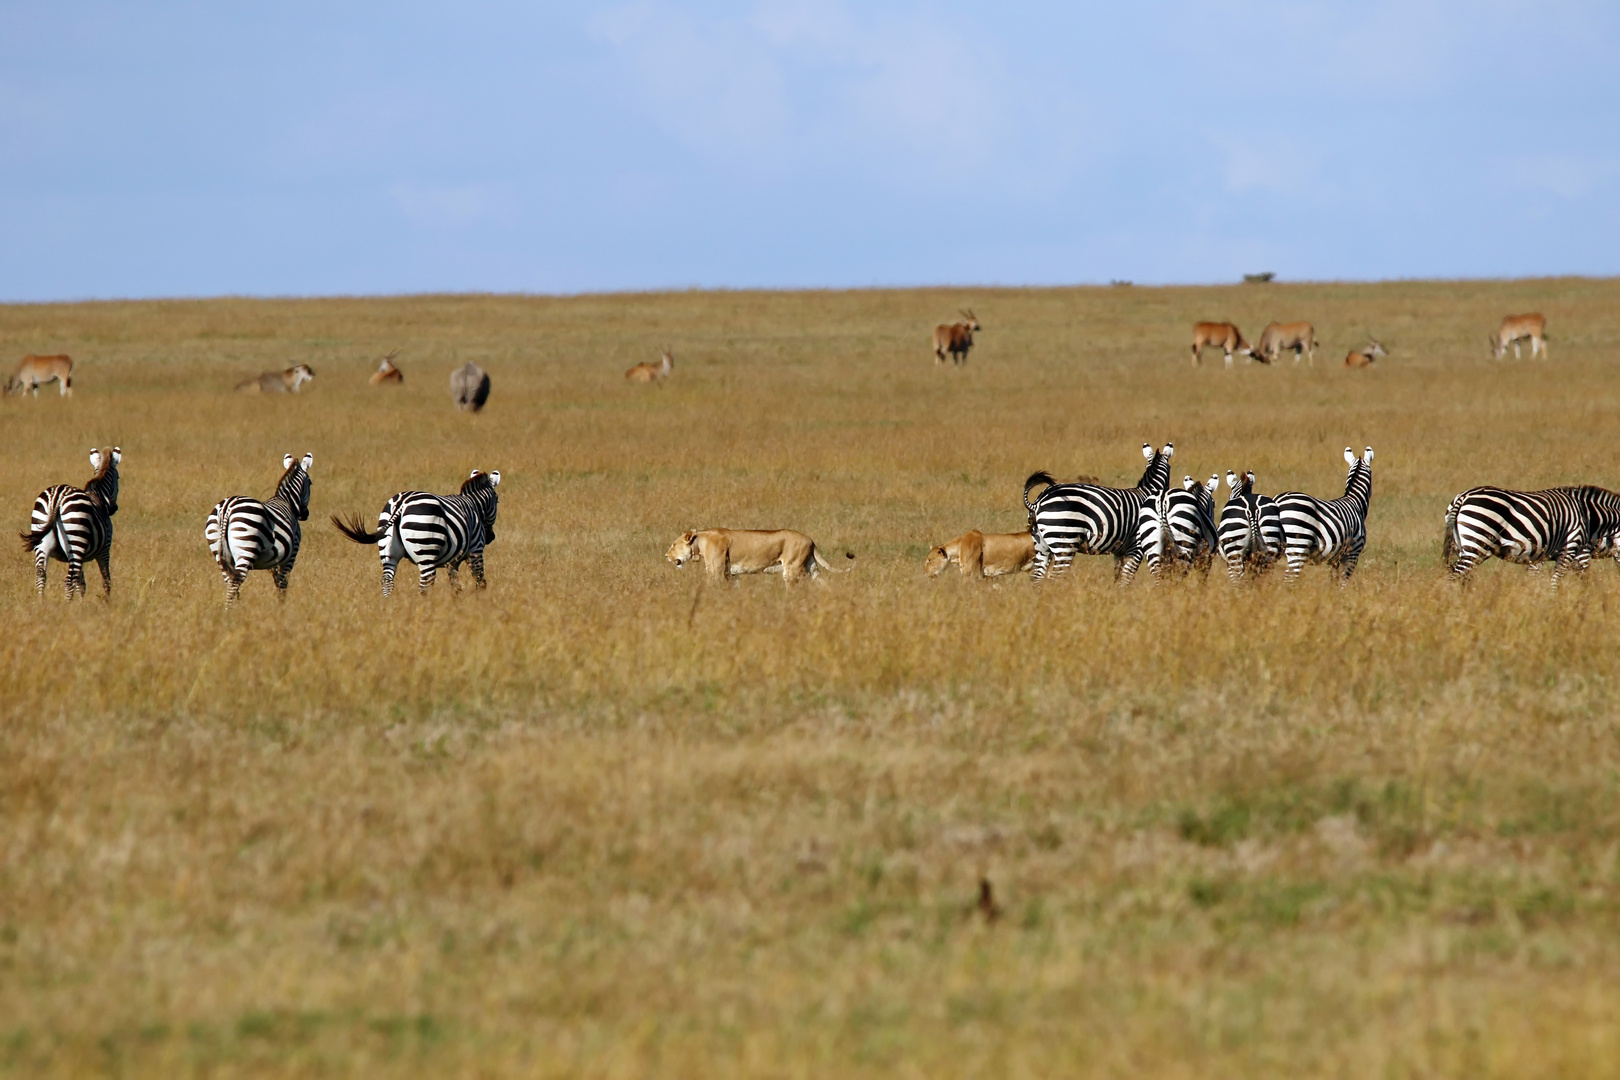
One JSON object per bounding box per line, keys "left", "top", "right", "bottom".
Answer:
{"left": 301, "top": 452, "right": 313, "bottom": 471}
{"left": 284, "top": 454, "right": 294, "bottom": 469}
{"left": 470, "top": 469, "right": 479, "bottom": 479}
{"left": 489, "top": 470, "right": 501, "bottom": 486}
{"left": 89, "top": 449, "right": 102, "bottom": 471}
{"left": 1363, "top": 447, "right": 1374, "bottom": 464}
{"left": 1141, "top": 443, "right": 1153, "bottom": 459}
{"left": 111, "top": 447, "right": 121, "bottom": 464}
{"left": 1344, "top": 447, "right": 1356, "bottom": 465}
{"left": 1162, "top": 443, "right": 1174, "bottom": 458}
{"left": 1226, "top": 471, "right": 1239, "bottom": 489}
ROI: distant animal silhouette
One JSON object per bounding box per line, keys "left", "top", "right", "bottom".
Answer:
{"left": 236, "top": 365, "right": 314, "bottom": 394}
{"left": 626, "top": 351, "right": 673, "bottom": 383}
{"left": 370, "top": 350, "right": 403, "bottom": 385}
{"left": 1256, "top": 321, "right": 1318, "bottom": 364}
{"left": 6, "top": 354, "right": 73, "bottom": 397}
{"left": 1491, "top": 313, "right": 1547, "bottom": 359}
{"left": 1344, "top": 339, "right": 1387, "bottom": 368}
{"left": 450, "top": 361, "right": 491, "bottom": 411}
{"left": 933, "top": 310, "right": 981, "bottom": 365}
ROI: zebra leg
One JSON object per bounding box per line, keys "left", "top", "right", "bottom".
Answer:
{"left": 1336, "top": 544, "right": 1365, "bottom": 584}
{"left": 35, "top": 551, "right": 48, "bottom": 597}
{"left": 1284, "top": 550, "right": 1306, "bottom": 582}
{"left": 272, "top": 567, "right": 290, "bottom": 598}
{"left": 96, "top": 552, "right": 111, "bottom": 598}
{"left": 381, "top": 561, "right": 397, "bottom": 598}
{"left": 470, "top": 552, "right": 487, "bottom": 589}
{"left": 419, "top": 566, "right": 437, "bottom": 594}
{"left": 446, "top": 562, "right": 462, "bottom": 595}
{"left": 64, "top": 560, "right": 82, "bottom": 601}
{"left": 222, "top": 568, "right": 243, "bottom": 605}
{"left": 1116, "top": 553, "right": 1142, "bottom": 586}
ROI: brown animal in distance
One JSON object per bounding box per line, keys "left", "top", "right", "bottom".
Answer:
{"left": 933, "top": 310, "right": 981, "bottom": 365}
{"left": 5, "top": 354, "right": 74, "bottom": 397}
{"left": 1190, "top": 322, "right": 1257, "bottom": 367}
{"left": 1256, "top": 321, "right": 1318, "bottom": 364}
{"left": 925, "top": 530, "right": 1036, "bottom": 578}
{"left": 235, "top": 364, "right": 315, "bottom": 394}
{"left": 450, "top": 361, "right": 491, "bottom": 411}
{"left": 1492, "top": 313, "right": 1547, "bottom": 359}
{"left": 626, "top": 351, "right": 673, "bottom": 383}
{"left": 369, "top": 350, "right": 403, "bottom": 385}
{"left": 1344, "top": 339, "right": 1387, "bottom": 368}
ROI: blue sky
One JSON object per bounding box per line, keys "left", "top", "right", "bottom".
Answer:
{"left": 3, "top": 1, "right": 1617, "bottom": 300}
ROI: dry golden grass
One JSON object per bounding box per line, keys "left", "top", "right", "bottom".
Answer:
{"left": 3, "top": 279, "right": 1620, "bottom": 1077}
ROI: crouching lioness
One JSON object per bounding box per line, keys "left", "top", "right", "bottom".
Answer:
{"left": 666, "top": 529, "right": 854, "bottom": 583}
{"left": 925, "top": 530, "right": 1035, "bottom": 578}
{"left": 236, "top": 364, "right": 315, "bottom": 394}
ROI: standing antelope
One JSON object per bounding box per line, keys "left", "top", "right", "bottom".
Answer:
{"left": 1256, "top": 321, "right": 1318, "bottom": 364}
{"left": 933, "top": 311, "right": 981, "bottom": 365}
{"left": 5, "top": 354, "right": 73, "bottom": 397}
{"left": 1190, "top": 323, "right": 1256, "bottom": 367}
{"left": 370, "top": 350, "right": 403, "bottom": 384}
{"left": 626, "top": 351, "right": 673, "bottom": 383}
{"left": 1492, "top": 313, "right": 1547, "bottom": 359}
{"left": 1344, "top": 340, "right": 1387, "bottom": 368}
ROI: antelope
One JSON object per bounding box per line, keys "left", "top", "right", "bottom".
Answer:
{"left": 5, "top": 354, "right": 73, "bottom": 397}
{"left": 1492, "top": 313, "right": 1547, "bottom": 359}
{"left": 625, "top": 351, "right": 673, "bottom": 383}
{"left": 369, "top": 350, "right": 403, "bottom": 385}
{"left": 235, "top": 364, "right": 315, "bottom": 394}
{"left": 1344, "top": 339, "right": 1387, "bottom": 368}
{"left": 451, "top": 361, "right": 491, "bottom": 412}
{"left": 1190, "top": 322, "right": 1257, "bottom": 367}
{"left": 933, "top": 310, "right": 981, "bottom": 365}
{"left": 1256, "top": 321, "right": 1318, "bottom": 364}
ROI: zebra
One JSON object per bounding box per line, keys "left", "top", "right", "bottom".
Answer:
{"left": 1024, "top": 443, "right": 1173, "bottom": 584}
{"left": 20, "top": 446, "right": 121, "bottom": 599}
{"left": 331, "top": 470, "right": 501, "bottom": 595}
{"left": 1217, "top": 469, "right": 1284, "bottom": 581}
{"left": 1137, "top": 473, "right": 1219, "bottom": 579}
{"left": 1275, "top": 447, "right": 1373, "bottom": 583}
{"left": 1443, "top": 485, "right": 1620, "bottom": 586}
{"left": 205, "top": 452, "right": 313, "bottom": 604}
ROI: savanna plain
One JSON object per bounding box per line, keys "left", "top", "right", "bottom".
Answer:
{"left": 4, "top": 279, "right": 1620, "bottom": 1078}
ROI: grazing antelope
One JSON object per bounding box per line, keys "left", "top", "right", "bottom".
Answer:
{"left": 1256, "top": 321, "right": 1318, "bottom": 364}
{"left": 5, "top": 354, "right": 73, "bottom": 397}
{"left": 1344, "top": 339, "right": 1387, "bottom": 368}
{"left": 1492, "top": 313, "right": 1547, "bottom": 359}
{"left": 369, "top": 350, "right": 403, "bottom": 385}
{"left": 625, "top": 351, "right": 673, "bottom": 383}
{"left": 236, "top": 364, "right": 315, "bottom": 394}
{"left": 933, "top": 311, "right": 981, "bottom": 365}
{"left": 450, "top": 361, "right": 491, "bottom": 411}
{"left": 1190, "top": 323, "right": 1257, "bottom": 367}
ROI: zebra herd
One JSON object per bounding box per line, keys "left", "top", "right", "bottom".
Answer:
{"left": 18, "top": 441, "right": 1620, "bottom": 602}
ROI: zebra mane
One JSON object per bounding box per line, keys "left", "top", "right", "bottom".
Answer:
{"left": 84, "top": 448, "right": 119, "bottom": 514}
{"left": 274, "top": 456, "right": 312, "bottom": 521}
{"left": 460, "top": 472, "right": 495, "bottom": 495}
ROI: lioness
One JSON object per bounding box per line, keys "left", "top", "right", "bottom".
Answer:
{"left": 236, "top": 364, "right": 315, "bottom": 394}
{"left": 925, "top": 530, "right": 1035, "bottom": 578}
{"left": 665, "top": 529, "right": 854, "bottom": 583}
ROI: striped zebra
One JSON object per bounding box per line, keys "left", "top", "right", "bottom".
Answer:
{"left": 20, "top": 446, "right": 121, "bottom": 599}
{"left": 331, "top": 470, "right": 501, "bottom": 595}
{"left": 1275, "top": 447, "right": 1373, "bottom": 582}
{"left": 205, "top": 452, "right": 313, "bottom": 604}
{"left": 1217, "top": 469, "right": 1284, "bottom": 581}
{"left": 1024, "top": 443, "right": 1173, "bottom": 584}
{"left": 1137, "top": 474, "right": 1219, "bottom": 578}
{"left": 1443, "top": 485, "right": 1620, "bottom": 585}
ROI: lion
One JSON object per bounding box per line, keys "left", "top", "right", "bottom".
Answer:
{"left": 924, "top": 530, "right": 1036, "bottom": 578}
{"left": 236, "top": 364, "right": 315, "bottom": 394}
{"left": 665, "top": 528, "right": 854, "bottom": 583}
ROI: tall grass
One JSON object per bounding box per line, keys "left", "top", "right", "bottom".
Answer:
{"left": 3, "top": 279, "right": 1620, "bottom": 1076}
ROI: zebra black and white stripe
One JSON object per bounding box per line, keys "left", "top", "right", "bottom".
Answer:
{"left": 332, "top": 470, "right": 501, "bottom": 595}
{"left": 1024, "top": 443, "right": 1173, "bottom": 584}
{"left": 1137, "top": 473, "right": 1219, "bottom": 578}
{"left": 1443, "top": 485, "right": 1620, "bottom": 585}
{"left": 1217, "top": 469, "right": 1284, "bottom": 581}
{"left": 1275, "top": 447, "right": 1373, "bottom": 582}
{"left": 20, "top": 446, "right": 121, "bottom": 599}
{"left": 205, "top": 452, "right": 313, "bottom": 604}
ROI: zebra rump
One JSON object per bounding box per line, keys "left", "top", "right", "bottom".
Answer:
{"left": 1217, "top": 469, "right": 1284, "bottom": 581}
{"left": 1137, "top": 474, "right": 1219, "bottom": 578}
{"left": 1024, "top": 442, "right": 1174, "bottom": 584}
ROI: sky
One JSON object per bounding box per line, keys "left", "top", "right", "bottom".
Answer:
{"left": 2, "top": 1, "right": 1618, "bottom": 300}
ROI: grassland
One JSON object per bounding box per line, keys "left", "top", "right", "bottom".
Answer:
{"left": 3, "top": 278, "right": 1620, "bottom": 1077}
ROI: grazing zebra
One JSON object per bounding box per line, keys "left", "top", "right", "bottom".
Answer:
{"left": 1024, "top": 443, "right": 1173, "bottom": 584}
{"left": 331, "top": 470, "right": 501, "bottom": 595}
{"left": 1217, "top": 470, "right": 1285, "bottom": 581}
{"left": 1275, "top": 447, "right": 1373, "bottom": 582}
{"left": 1138, "top": 474, "right": 1219, "bottom": 578}
{"left": 1443, "top": 485, "right": 1620, "bottom": 586}
{"left": 205, "top": 452, "right": 313, "bottom": 604}
{"left": 20, "top": 446, "right": 121, "bottom": 599}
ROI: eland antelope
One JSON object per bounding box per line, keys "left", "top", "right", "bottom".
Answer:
{"left": 1256, "top": 321, "right": 1318, "bottom": 364}
{"left": 1191, "top": 323, "right": 1256, "bottom": 367}
{"left": 1344, "top": 339, "right": 1387, "bottom": 368}
{"left": 933, "top": 311, "right": 981, "bottom": 365}
{"left": 5, "top": 354, "right": 74, "bottom": 397}
{"left": 626, "top": 351, "right": 673, "bottom": 383}
{"left": 1492, "top": 313, "right": 1547, "bottom": 359}
{"left": 370, "top": 350, "right": 403, "bottom": 385}
{"left": 451, "top": 361, "right": 491, "bottom": 412}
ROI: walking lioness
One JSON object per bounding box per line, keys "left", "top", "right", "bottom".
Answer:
{"left": 925, "top": 530, "right": 1036, "bottom": 578}
{"left": 665, "top": 529, "right": 854, "bottom": 583}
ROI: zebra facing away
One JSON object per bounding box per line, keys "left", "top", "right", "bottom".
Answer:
{"left": 21, "top": 446, "right": 121, "bottom": 599}
{"left": 1217, "top": 470, "right": 1285, "bottom": 581}
{"left": 1443, "top": 485, "right": 1620, "bottom": 586}
{"left": 205, "top": 453, "right": 314, "bottom": 604}
{"left": 1275, "top": 447, "right": 1374, "bottom": 583}
{"left": 1137, "top": 474, "right": 1219, "bottom": 579}
{"left": 331, "top": 470, "right": 501, "bottom": 596}
{"left": 1024, "top": 443, "right": 1174, "bottom": 584}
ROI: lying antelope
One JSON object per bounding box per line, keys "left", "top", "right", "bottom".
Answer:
{"left": 1492, "top": 313, "right": 1547, "bottom": 359}
{"left": 1256, "top": 321, "right": 1318, "bottom": 364}
{"left": 235, "top": 364, "right": 315, "bottom": 394}
{"left": 933, "top": 310, "right": 981, "bottom": 365}
{"left": 451, "top": 361, "right": 491, "bottom": 412}
{"left": 5, "top": 354, "right": 73, "bottom": 397}
{"left": 1344, "top": 339, "right": 1387, "bottom": 368}
{"left": 626, "top": 351, "right": 673, "bottom": 383}
{"left": 1190, "top": 322, "right": 1256, "bottom": 367}
{"left": 370, "top": 350, "right": 403, "bottom": 385}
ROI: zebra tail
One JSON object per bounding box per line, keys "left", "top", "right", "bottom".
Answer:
{"left": 331, "top": 513, "right": 383, "bottom": 544}
{"left": 1442, "top": 496, "right": 1462, "bottom": 567}
{"left": 1023, "top": 471, "right": 1058, "bottom": 513}
{"left": 20, "top": 494, "right": 58, "bottom": 550}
